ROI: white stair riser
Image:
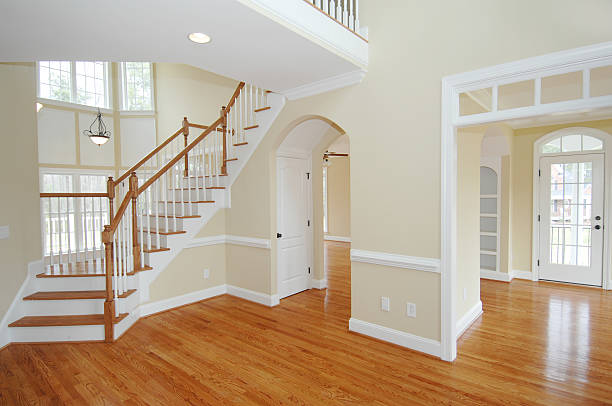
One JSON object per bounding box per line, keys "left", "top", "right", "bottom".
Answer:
{"left": 22, "top": 299, "right": 104, "bottom": 316}
{"left": 142, "top": 234, "right": 168, "bottom": 250}
{"left": 139, "top": 216, "right": 184, "bottom": 231}
{"left": 155, "top": 202, "right": 200, "bottom": 216}
{"left": 11, "top": 325, "right": 105, "bottom": 342}
{"left": 184, "top": 176, "right": 227, "bottom": 188}
{"left": 35, "top": 276, "right": 138, "bottom": 292}
{"left": 166, "top": 189, "right": 209, "bottom": 201}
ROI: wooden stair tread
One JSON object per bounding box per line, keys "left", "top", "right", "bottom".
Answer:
{"left": 233, "top": 142, "right": 248, "bottom": 146}
{"left": 185, "top": 174, "right": 228, "bottom": 178}
{"left": 223, "top": 158, "right": 238, "bottom": 163}
{"left": 244, "top": 125, "right": 259, "bottom": 130}
{"left": 254, "top": 107, "right": 271, "bottom": 112}
{"left": 9, "top": 313, "right": 128, "bottom": 327}
{"left": 143, "top": 246, "right": 171, "bottom": 253}
{"left": 146, "top": 215, "right": 201, "bottom": 219}
{"left": 37, "top": 265, "right": 152, "bottom": 278}
{"left": 206, "top": 186, "right": 226, "bottom": 190}
{"left": 24, "top": 290, "right": 136, "bottom": 301}
{"left": 174, "top": 200, "right": 215, "bottom": 204}
{"left": 138, "top": 229, "right": 187, "bottom": 236}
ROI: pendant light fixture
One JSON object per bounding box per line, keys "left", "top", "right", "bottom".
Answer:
{"left": 84, "top": 109, "right": 111, "bottom": 146}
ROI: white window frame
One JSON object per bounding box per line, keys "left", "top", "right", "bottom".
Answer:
{"left": 119, "top": 62, "right": 155, "bottom": 114}
{"left": 37, "top": 61, "right": 112, "bottom": 112}
{"left": 39, "top": 168, "right": 113, "bottom": 260}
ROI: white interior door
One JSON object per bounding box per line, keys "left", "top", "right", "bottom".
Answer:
{"left": 539, "top": 154, "right": 605, "bottom": 286}
{"left": 277, "top": 157, "right": 310, "bottom": 299}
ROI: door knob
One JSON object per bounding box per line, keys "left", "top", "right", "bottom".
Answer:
{"left": 595, "top": 225, "right": 601, "bottom": 230}
{"left": 595, "top": 216, "right": 602, "bottom": 221}
{"left": 277, "top": 233, "right": 282, "bottom": 238}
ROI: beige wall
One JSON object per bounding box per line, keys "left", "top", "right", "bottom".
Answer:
{"left": 326, "top": 157, "right": 351, "bottom": 238}
{"left": 511, "top": 119, "right": 612, "bottom": 272}
{"left": 456, "top": 130, "right": 482, "bottom": 321}
{"left": 0, "top": 63, "right": 41, "bottom": 319}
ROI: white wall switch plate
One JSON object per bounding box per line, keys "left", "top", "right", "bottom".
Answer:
{"left": 203, "top": 268, "right": 210, "bottom": 279}
{"left": 0, "top": 225, "right": 9, "bottom": 240}
{"left": 406, "top": 302, "right": 416, "bottom": 318}
{"left": 381, "top": 296, "right": 390, "bottom": 312}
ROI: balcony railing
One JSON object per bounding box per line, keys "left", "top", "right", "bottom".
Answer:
{"left": 306, "top": 0, "right": 361, "bottom": 37}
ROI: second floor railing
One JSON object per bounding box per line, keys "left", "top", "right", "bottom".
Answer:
{"left": 306, "top": 0, "right": 361, "bottom": 36}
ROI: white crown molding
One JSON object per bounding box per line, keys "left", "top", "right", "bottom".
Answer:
{"left": 186, "top": 235, "right": 271, "bottom": 250}
{"left": 283, "top": 70, "right": 366, "bottom": 101}
{"left": 324, "top": 235, "right": 352, "bottom": 243}
{"left": 227, "top": 285, "right": 280, "bottom": 307}
{"left": 350, "top": 249, "right": 440, "bottom": 273}
{"left": 311, "top": 279, "right": 328, "bottom": 290}
{"left": 349, "top": 318, "right": 441, "bottom": 358}
{"left": 480, "top": 269, "right": 512, "bottom": 282}
{"left": 139, "top": 285, "right": 228, "bottom": 318}
{"left": 456, "top": 301, "right": 483, "bottom": 340}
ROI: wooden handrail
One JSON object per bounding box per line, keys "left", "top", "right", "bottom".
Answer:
{"left": 138, "top": 116, "right": 223, "bottom": 195}
{"left": 226, "top": 82, "right": 245, "bottom": 112}
{"left": 115, "top": 127, "right": 185, "bottom": 185}
{"left": 108, "top": 192, "right": 133, "bottom": 235}
{"left": 188, "top": 123, "right": 209, "bottom": 130}
{"left": 40, "top": 193, "right": 108, "bottom": 198}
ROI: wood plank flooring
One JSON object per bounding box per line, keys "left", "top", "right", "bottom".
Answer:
{"left": 1, "top": 240, "right": 611, "bottom": 405}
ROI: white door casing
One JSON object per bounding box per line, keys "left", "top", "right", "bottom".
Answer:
{"left": 277, "top": 156, "right": 311, "bottom": 299}
{"left": 538, "top": 154, "right": 605, "bottom": 286}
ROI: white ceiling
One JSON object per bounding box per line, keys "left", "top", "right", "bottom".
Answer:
{"left": 279, "top": 119, "right": 331, "bottom": 152}
{"left": 0, "top": 0, "right": 360, "bottom": 92}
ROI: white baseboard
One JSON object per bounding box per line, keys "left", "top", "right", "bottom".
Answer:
{"left": 349, "top": 318, "right": 441, "bottom": 358}
{"left": 227, "top": 285, "right": 280, "bottom": 307}
{"left": 456, "top": 300, "right": 483, "bottom": 339}
{"left": 311, "top": 279, "right": 328, "bottom": 289}
{"left": 511, "top": 270, "right": 533, "bottom": 280}
{"left": 480, "top": 269, "right": 512, "bottom": 282}
{"left": 140, "top": 285, "right": 228, "bottom": 317}
{"left": 324, "top": 235, "right": 352, "bottom": 243}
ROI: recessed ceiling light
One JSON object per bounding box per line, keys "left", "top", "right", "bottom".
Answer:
{"left": 188, "top": 32, "right": 211, "bottom": 44}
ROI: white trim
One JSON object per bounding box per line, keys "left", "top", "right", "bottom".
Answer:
{"left": 455, "top": 300, "right": 483, "bottom": 339}
{"left": 351, "top": 249, "right": 440, "bottom": 273}
{"left": 186, "top": 235, "right": 271, "bottom": 249}
{"left": 283, "top": 70, "right": 366, "bottom": 100}
{"left": 324, "top": 235, "right": 352, "bottom": 243}
{"left": 480, "top": 269, "right": 512, "bottom": 282}
{"left": 276, "top": 147, "right": 312, "bottom": 160}
{"left": 140, "top": 285, "right": 227, "bottom": 317}
{"left": 310, "top": 279, "right": 328, "bottom": 289}
{"left": 511, "top": 270, "right": 534, "bottom": 280}
{"left": 442, "top": 41, "right": 612, "bottom": 362}
{"left": 349, "top": 318, "right": 441, "bottom": 358}
{"left": 226, "top": 285, "right": 280, "bottom": 307}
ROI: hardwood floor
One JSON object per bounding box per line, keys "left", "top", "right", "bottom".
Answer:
{"left": 1, "top": 241, "right": 612, "bottom": 405}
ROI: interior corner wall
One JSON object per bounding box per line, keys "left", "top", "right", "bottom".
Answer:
{"left": 0, "top": 63, "right": 41, "bottom": 320}
{"left": 326, "top": 156, "right": 351, "bottom": 238}
{"left": 456, "top": 129, "right": 483, "bottom": 322}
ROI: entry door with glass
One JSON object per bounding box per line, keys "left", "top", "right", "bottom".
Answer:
{"left": 539, "top": 154, "right": 604, "bottom": 286}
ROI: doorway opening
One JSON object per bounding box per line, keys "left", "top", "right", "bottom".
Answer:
{"left": 275, "top": 117, "right": 349, "bottom": 301}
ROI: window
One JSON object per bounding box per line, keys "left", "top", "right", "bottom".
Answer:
{"left": 38, "top": 61, "right": 110, "bottom": 109}
{"left": 41, "top": 171, "right": 110, "bottom": 259}
{"left": 120, "top": 62, "right": 154, "bottom": 111}
{"left": 541, "top": 133, "right": 603, "bottom": 154}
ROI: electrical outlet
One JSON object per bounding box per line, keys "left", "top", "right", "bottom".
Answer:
{"left": 463, "top": 288, "right": 467, "bottom": 301}
{"left": 406, "top": 302, "right": 416, "bottom": 318}
{"left": 203, "top": 269, "right": 210, "bottom": 279}
{"left": 381, "top": 296, "right": 390, "bottom": 312}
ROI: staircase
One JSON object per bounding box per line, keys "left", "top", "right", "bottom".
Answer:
{"left": 7, "top": 83, "right": 284, "bottom": 343}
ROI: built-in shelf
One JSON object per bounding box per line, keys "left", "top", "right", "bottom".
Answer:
{"left": 480, "top": 249, "right": 497, "bottom": 256}
{"left": 480, "top": 231, "right": 497, "bottom": 237}
{"left": 480, "top": 213, "right": 497, "bottom": 218}
{"left": 480, "top": 194, "right": 498, "bottom": 199}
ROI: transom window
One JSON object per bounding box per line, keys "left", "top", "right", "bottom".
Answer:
{"left": 541, "top": 132, "right": 603, "bottom": 154}
{"left": 120, "top": 62, "right": 154, "bottom": 111}
{"left": 38, "top": 61, "right": 110, "bottom": 109}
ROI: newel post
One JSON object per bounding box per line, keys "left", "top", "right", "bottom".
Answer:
{"left": 221, "top": 106, "right": 228, "bottom": 175}
{"left": 102, "top": 225, "right": 115, "bottom": 342}
{"left": 107, "top": 176, "right": 115, "bottom": 219}
{"left": 182, "top": 116, "right": 189, "bottom": 177}
{"left": 129, "top": 173, "right": 141, "bottom": 271}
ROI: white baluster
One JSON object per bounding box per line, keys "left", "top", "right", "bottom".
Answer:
{"left": 354, "top": 0, "right": 360, "bottom": 31}
{"left": 323, "top": 0, "right": 328, "bottom": 14}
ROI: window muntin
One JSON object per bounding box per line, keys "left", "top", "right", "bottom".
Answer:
{"left": 541, "top": 133, "right": 603, "bottom": 154}
{"left": 120, "top": 62, "right": 154, "bottom": 111}
{"left": 38, "top": 61, "right": 110, "bottom": 109}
